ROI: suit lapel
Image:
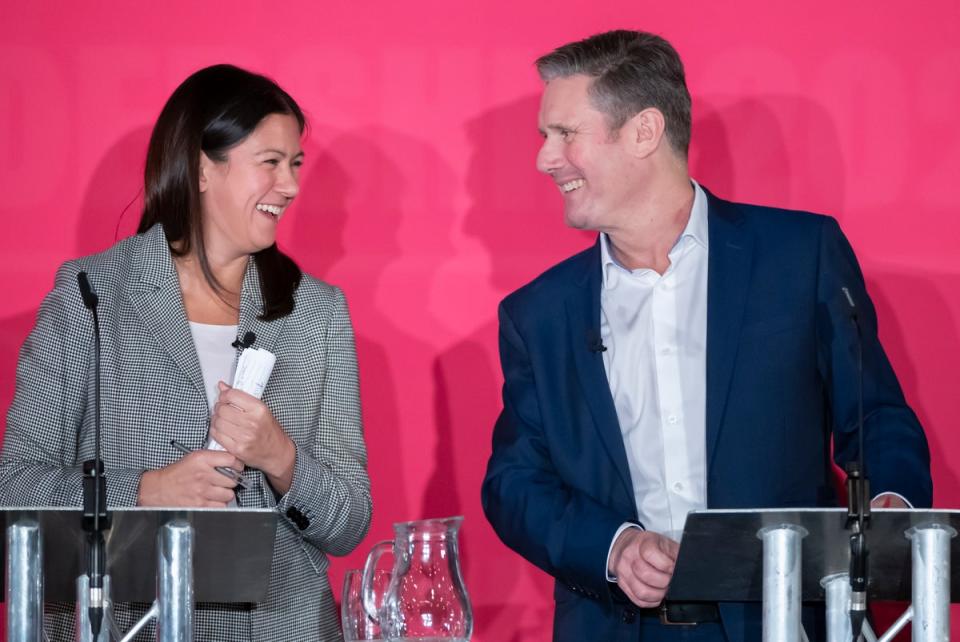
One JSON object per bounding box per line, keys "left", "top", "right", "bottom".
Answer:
{"left": 127, "top": 225, "right": 207, "bottom": 406}
{"left": 566, "top": 242, "right": 634, "bottom": 505}
{"left": 705, "top": 192, "right": 754, "bottom": 472}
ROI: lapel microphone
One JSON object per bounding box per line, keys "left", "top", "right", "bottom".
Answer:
{"left": 587, "top": 330, "right": 607, "bottom": 353}
{"left": 232, "top": 331, "right": 256, "bottom": 350}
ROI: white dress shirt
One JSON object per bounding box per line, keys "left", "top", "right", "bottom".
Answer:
{"left": 600, "top": 181, "right": 710, "bottom": 544}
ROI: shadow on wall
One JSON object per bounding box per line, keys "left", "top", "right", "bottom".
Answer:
{"left": 286, "top": 126, "right": 470, "bottom": 590}
{"left": 692, "top": 95, "right": 845, "bottom": 215}
{"left": 867, "top": 271, "right": 960, "bottom": 502}
{"left": 1, "top": 128, "right": 148, "bottom": 439}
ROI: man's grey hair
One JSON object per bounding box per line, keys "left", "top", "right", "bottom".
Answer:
{"left": 536, "top": 30, "right": 692, "bottom": 158}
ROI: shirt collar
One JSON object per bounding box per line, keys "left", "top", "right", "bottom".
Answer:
{"left": 600, "top": 179, "right": 709, "bottom": 285}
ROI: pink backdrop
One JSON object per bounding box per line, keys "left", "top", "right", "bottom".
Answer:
{"left": 2, "top": 2, "right": 958, "bottom": 640}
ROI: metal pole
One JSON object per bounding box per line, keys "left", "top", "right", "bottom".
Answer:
{"left": 759, "top": 524, "right": 807, "bottom": 642}
{"left": 6, "top": 519, "right": 42, "bottom": 642}
{"left": 906, "top": 524, "right": 955, "bottom": 642}
{"left": 75, "top": 575, "right": 111, "bottom": 642}
{"left": 157, "top": 520, "right": 194, "bottom": 642}
{"left": 821, "top": 573, "right": 852, "bottom": 642}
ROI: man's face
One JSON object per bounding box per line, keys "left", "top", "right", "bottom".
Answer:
{"left": 536, "top": 74, "right": 639, "bottom": 231}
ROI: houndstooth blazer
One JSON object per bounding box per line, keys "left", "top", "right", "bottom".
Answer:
{"left": 1, "top": 223, "right": 372, "bottom": 641}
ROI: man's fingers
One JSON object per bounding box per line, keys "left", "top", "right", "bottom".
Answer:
{"left": 659, "top": 536, "right": 680, "bottom": 559}
{"left": 639, "top": 544, "right": 676, "bottom": 574}
{"left": 628, "top": 561, "right": 672, "bottom": 590}
{"left": 617, "top": 572, "right": 667, "bottom": 608}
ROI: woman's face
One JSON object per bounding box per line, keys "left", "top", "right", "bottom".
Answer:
{"left": 199, "top": 113, "right": 303, "bottom": 261}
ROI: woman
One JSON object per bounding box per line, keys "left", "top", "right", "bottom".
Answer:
{"left": 1, "top": 64, "right": 371, "bottom": 640}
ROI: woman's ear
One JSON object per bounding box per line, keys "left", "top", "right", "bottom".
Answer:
{"left": 198, "top": 152, "right": 211, "bottom": 193}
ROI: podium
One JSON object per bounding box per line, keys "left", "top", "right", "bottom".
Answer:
{"left": 666, "top": 509, "right": 958, "bottom": 642}
{"left": 3, "top": 507, "right": 278, "bottom": 642}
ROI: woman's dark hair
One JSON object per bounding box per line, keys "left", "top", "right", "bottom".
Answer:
{"left": 138, "top": 64, "right": 305, "bottom": 321}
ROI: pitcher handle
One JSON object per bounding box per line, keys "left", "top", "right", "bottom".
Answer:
{"left": 361, "top": 539, "right": 393, "bottom": 623}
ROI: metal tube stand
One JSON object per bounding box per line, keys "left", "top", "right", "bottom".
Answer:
{"left": 906, "top": 524, "right": 955, "bottom": 642}
{"left": 156, "top": 520, "right": 194, "bottom": 642}
{"left": 759, "top": 524, "right": 808, "bottom": 642}
{"left": 820, "top": 573, "right": 852, "bottom": 642}
{"left": 6, "top": 518, "right": 42, "bottom": 642}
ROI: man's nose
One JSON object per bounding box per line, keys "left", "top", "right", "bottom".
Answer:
{"left": 536, "top": 138, "right": 562, "bottom": 175}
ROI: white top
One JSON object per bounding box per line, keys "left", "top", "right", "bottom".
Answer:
{"left": 187, "top": 321, "right": 238, "bottom": 414}
{"left": 600, "top": 180, "right": 710, "bottom": 542}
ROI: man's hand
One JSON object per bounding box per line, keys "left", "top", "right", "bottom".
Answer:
{"left": 138, "top": 449, "right": 243, "bottom": 508}
{"left": 210, "top": 382, "right": 296, "bottom": 494}
{"left": 871, "top": 493, "right": 909, "bottom": 509}
{"left": 608, "top": 528, "right": 680, "bottom": 608}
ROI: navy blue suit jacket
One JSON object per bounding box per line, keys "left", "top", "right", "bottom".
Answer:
{"left": 481, "top": 189, "right": 932, "bottom": 641}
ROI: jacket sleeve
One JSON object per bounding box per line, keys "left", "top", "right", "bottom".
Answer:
{"left": 275, "top": 286, "right": 372, "bottom": 556}
{"left": 482, "top": 302, "right": 627, "bottom": 601}
{"left": 0, "top": 262, "right": 144, "bottom": 508}
{"left": 815, "top": 217, "right": 932, "bottom": 507}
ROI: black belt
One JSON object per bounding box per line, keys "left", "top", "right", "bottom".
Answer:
{"left": 635, "top": 602, "right": 720, "bottom": 625}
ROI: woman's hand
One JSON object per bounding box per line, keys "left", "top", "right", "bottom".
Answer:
{"left": 210, "top": 382, "right": 296, "bottom": 494}
{"left": 138, "top": 449, "right": 243, "bottom": 507}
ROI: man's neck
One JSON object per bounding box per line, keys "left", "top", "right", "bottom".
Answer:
{"left": 605, "top": 174, "right": 695, "bottom": 274}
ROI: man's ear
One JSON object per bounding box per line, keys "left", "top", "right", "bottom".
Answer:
{"left": 626, "top": 108, "right": 667, "bottom": 159}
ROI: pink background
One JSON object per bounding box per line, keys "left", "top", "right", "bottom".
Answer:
{"left": 2, "top": 1, "right": 958, "bottom": 639}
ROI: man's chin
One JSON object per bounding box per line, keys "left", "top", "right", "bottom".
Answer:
{"left": 563, "top": 210, "right": 592, "bottom": 230}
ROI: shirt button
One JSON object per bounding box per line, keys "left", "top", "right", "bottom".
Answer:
{"left": 673, "top": 482, "right": 684, "bottom": 492}
{"left": 660, "top": 346, "right": 672, "bottom": 355}
{"left": 667, "top": 415, "right": 679, "bottom": 424}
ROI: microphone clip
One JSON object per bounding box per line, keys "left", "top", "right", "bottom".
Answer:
{"left": 231, "top": 331, "right": 256, "bottom": 350}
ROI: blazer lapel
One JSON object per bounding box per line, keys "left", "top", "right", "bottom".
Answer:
{"left": 705, "top": 192, "right": 754, "bottom": 472}
{"left": 236, "top": 258, "right": 286, "bottom": 359}
{"left": 126, "top": 225, "right": 207, "bottom": 406}
{"left": 566, "top": 241, "right": 634, "bottom": 505}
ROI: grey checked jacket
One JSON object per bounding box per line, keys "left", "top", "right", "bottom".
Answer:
{"left": 1, "top": 223, "right": 372, "bottom": 641}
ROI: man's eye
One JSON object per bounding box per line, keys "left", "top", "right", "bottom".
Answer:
{"left": 264, "top": 159, "right": 280, "bottom": 166}
{"left": 560, "top": 129, "right": 574, "bottom": 140}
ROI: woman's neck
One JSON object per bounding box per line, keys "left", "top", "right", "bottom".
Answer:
{"left": 173, "top": 251, "right": 248, "bottom": 325}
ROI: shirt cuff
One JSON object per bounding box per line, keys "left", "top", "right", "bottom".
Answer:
{"left": 606, "top": 522, "right": 644, "bottom": 582}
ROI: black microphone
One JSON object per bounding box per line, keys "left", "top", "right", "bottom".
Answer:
{"left": 77, "top": 271, "right": 109, "bottom": 638}
{"left": 842, "top": 286, "right": 869, "bottom": 640}
{"left": 231, "top": 331, "right": 256, "bottom": 350}
{"left": 77, "top": 271, "right": 99, "bottom": 309}
{"left": 587, "top": 330, "right": 607, "bottom": 353}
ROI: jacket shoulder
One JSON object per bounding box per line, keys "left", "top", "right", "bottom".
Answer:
{"left": 501, "top": 243, "right": 596, "bottom": 318}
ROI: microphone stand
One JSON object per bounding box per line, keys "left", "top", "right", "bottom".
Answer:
{"left": 842, "top": 287, "right": 870, "bottom": 642}
{"left": 78, "top": 272, "right": 111, "bottom": 640}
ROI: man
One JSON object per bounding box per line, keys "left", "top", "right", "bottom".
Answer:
{"left": 481, "top": 30, "right": 931, "bottom": 641}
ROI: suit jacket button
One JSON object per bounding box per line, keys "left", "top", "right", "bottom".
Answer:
{"left": 621, "top": 609, "right": 636, "bottom": 624}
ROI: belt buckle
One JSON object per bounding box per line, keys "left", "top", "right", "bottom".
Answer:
{"left": 658, "top": 603, "right": 697, "bottom": 626}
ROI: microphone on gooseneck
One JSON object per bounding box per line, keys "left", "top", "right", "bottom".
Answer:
{"left": 841, "top": 286, "right": 869, "bottom": 641}
{"left": 77, "top": 271, "right": 110, "bottom": 638}
{"left": 587, "top": 329, "right": 607, "bottom": 354}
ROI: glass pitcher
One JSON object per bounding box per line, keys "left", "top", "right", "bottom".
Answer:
{"left": 361, "top": 516, "right": 473, "bottom": 641}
